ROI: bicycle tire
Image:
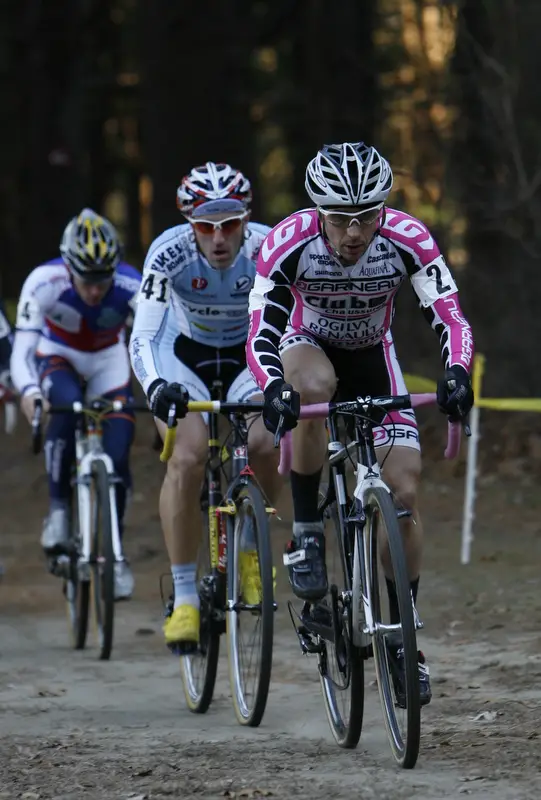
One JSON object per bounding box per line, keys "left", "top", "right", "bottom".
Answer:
{"left": 90, "top": 459, "right": 115, "bottom": 661}
{"left": 364, "top": 486, "right": 420, "bottom": 768}
{"left": 65, "top": 493, "right": 90, "bottom": 650}
{"left": 317, "top": 490, "right": 364, "bottom": 748}
{"left": 227, "top": 481, "right": 273, "bottom": 727}
{"left": 179, "top": 505, "right": 221, "bottom": 714}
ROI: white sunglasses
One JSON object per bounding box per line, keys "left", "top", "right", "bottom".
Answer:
{"left": 319, "top": 204, "right": 383, "bottom": 228}
{"left": 187, "top": 212, "right": 248, "bottom": 235}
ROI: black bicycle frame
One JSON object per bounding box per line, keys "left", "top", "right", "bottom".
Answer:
{"left": 296, "top": 405, "right": 389, "bottom": 652}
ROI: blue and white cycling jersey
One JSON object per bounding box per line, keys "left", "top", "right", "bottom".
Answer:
{"left": 129, "top": 221, "right": 270, "bottom": 393}
{"left": 0, "top": 299, "right": 12, "bottom": 374}
{"left": 11, "top": 259, "right": 141, "bottom": 397}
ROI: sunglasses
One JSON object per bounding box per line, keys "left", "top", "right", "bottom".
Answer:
{"left": 188, "top": 212, "right": 248, "bottom": 236}
{"left": 319, "top": 204, "right": 383, "bottom": 229}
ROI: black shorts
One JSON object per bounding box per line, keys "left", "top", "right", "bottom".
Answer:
{"left": 173, "top": 335, "right": 259, "bottom": 401}
{"left": 279, "top": 330, "right": 420, "bottom": 449}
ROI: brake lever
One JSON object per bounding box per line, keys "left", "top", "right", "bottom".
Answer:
{"left": 32, "top": 398, "right": 43, "bottom": 454}
{"left": 273, "top": 414, "right": 284, "bottom": 448}
{"left": 167, "top": 403, "right": 177, "bottom": 430}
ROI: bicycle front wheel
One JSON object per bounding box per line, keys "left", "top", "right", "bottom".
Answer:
{"left": 90, "top": 459, "right": 115, "bottom": 661}
{"left": 317, "top": 489, "right": 364, "bottom": 748}
{"left": 227, "top": 482, "right": 273, "bottom": 727}
{"left": 364, "top": 486, "right": 420, "bottom": 768}
{"left": 64, "top": 492, "right": 90, "bottom": 649}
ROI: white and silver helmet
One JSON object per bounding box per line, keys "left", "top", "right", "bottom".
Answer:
{"left": 176, "top": 162, "right": 252, "bottom": 215}
{"left": 305, "top": 142, "right": 393, "bottom": 207}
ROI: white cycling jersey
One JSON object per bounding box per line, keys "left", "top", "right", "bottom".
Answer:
{"left": 129, "top": 221, "right": 270, "bottom": 394}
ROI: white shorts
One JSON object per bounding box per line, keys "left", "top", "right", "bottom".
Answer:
{"left": 37, "top": 339, "right": 131, "bottom": 399}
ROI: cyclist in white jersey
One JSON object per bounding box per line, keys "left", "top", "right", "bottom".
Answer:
{"left": 129, "top": 162, "right": 280, "bottom": 647}
{"left": 11, "top": 209, "right": 141, "bottom": 599}
{"left": 247, "top": 142, "right": 475, "bottom": 707}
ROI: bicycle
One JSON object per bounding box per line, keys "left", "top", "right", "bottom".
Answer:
{"left": 279, "top": 392, "right": 463, "bottom": 768}
{"left": 32, "top": 397, "right": 149, "bottom": 660}
{"left": 160, "top": 384, "right": 276, "bottom": 727}
{"left": 0, "top": 379, "right": 17, "bottom": 434}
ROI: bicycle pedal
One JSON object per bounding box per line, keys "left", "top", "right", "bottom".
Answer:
{"left": 48, "top": 555, "right": 71, "bottom": 579}
{"left": 396, "top": 508, "right": 412, "bottom": 520}
{"left": 167, "top": 640, "right": 198, "bottom": 656}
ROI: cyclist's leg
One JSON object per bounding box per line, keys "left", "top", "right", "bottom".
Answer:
{"left": 280, "top": 333, "right": 337, "bottom": 600}
{"left": 85, "top": 343, "right": 136, "bottom": 599}
{"left": 371, "top": 334, "right": 423, "bottom": 591}
{"left": 225, "top": 368, "right": 281, "bottom": 503}
{"left": 85, "top": 343, "right": 135, "bottom": 539}
{"left": 154, "top": 356, "right": 209, "bottom": 644}
{"left": 38, "top": 355, "right": 82, "bottom": 554}
{"left": 99, "top": 381, "right": 135, "bottom": 539}
{"left": 371, "top": 336, "right": 430, "bottom": 703}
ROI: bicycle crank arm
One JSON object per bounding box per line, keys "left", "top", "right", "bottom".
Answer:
{"left": 287, "top": 600, "right": 323, "bottom": 655}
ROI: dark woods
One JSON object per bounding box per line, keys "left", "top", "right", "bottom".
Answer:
{"left": 1, "top": 0, "right": 540, "bottom": 393}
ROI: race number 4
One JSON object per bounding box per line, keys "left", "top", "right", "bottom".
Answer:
{"left": 140, "top": 270, "right": 170, "bottom": 304}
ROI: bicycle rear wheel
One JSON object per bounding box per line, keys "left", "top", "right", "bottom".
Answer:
{"left": 179, "top": 500, "right": 221, "bottom": 714}
{"left": 364, "top": 486, "right": 420, "bottom": 768}
{"left": 317, "top": 488, "right": 364, "bottom": 748}
{"left": 64, "top": 491, "right": 90, "bottom": 649}
{"left": 227, "top": 482, "right": 273, "bottom": 727}
{"left": 90, "top": 459, "right": 115, "bottom": 661}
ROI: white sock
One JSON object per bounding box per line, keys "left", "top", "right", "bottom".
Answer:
{"left": 171, "top": 563, "right": 199, "bottom": 610}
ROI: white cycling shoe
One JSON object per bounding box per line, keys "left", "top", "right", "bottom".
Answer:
{"left": 41, "top": 507, "right": 70, "bottom": 555}
{"left": 114, "top": 561, "right": 135, "bottom": 601}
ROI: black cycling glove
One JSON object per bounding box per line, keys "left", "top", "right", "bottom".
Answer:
{"left": 436, "top": 365, "right": 474, "bottom": 421}
{"left": 263, "top": 381, "right": 301, "bottom": 435}
{"left": 147, "top": 379, "right": 189, "bottom": 423}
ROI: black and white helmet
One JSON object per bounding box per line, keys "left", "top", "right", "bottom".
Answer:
{"left": 305, "top": 142, "right": 393, "bottom": 208}
{"left": 176, "top": 162, "right": 252, "bottom": 215}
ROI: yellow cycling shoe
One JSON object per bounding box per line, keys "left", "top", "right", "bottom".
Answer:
{"left": 163, "top": 604, "right": 200, "bottom": 646}
{"left": 239, "top": 551, "right": 276, "bottom": 606}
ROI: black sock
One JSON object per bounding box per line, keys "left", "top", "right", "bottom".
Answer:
{"left": 410, "top": 576, "right": 419, "bottom": 605}
{"left": 385, "top": 576, "right": 420, "bottom": 625}
{"left": 290, "top": 469, "right": 322, "bottom": 524}
{"left": 386, "top": 577, "right": 400, "bottom": 625}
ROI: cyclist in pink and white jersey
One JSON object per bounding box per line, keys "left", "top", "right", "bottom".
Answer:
{"left": 247, "top": 142, "right": 475, "bottom": 707}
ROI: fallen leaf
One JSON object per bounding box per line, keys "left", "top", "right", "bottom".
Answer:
{"left": 470, "top": 711, "right": 498, "bottom": 723}
{"left": 34, "top": 687, "right": 66, "bottom": 698}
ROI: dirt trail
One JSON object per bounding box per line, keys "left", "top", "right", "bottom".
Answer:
{"left": 1, "top": 415, "right": 541, "bottom": 798}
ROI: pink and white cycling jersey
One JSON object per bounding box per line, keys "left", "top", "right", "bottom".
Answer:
{"left": 247, "top": 207, "right": 474, "bottom": 390}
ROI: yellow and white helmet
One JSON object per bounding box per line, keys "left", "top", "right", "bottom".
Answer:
{"left": 60, "top": 208, "right": 121, "bottom": 281}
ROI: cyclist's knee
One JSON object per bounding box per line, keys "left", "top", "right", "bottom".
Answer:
{"left": 248, "top": 421, "right": 276, "bottom": 458}
{"left": 385, "top": 465, "right": 421, "bottom": 511}
{"left": 167, "top": 441, "right": 207, "bottom": 483}
{"left": 286, "top": 367, "right": 336, "bottom": 403}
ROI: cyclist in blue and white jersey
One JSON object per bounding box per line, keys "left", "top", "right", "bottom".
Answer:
{"left": 11, "top": 209, "right": 141, "bottom": 599}
{"left": 129, "top": 162, "right": 281, "bottom": 647}
{"left": 0, "top": 299, "right": 13, "bottom": 392}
